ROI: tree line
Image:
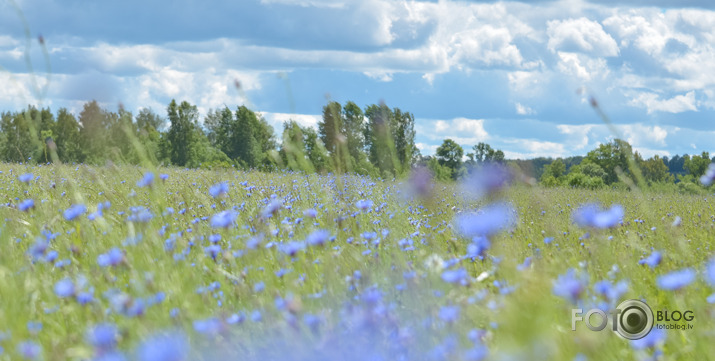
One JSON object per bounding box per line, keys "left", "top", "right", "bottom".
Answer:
{"left": 0, "top": 100, "right": 418, "bottom": 179}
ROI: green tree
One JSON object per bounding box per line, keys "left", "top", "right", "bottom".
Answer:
{"left": 318, "top": 101, "right": 343, "bottom": 157}
{"left": 364, "top": 103, "right": 399, "bottom": 178}
{"left": 684, "top": 152, "right": 711, "bottom": 178}
{"left": 166, "top": 99, "right": 198, "bottom": 166}
{"left": 54, "top": 108, "right": 82, "bottom": 163}
{"left": 78, "top": 100, "right": 111, "bottom": 164}
{"left": 583, "top": 139, "right": 634, "bottom": 184}
{"left": 435, "top": 139, "right": 463, "bottom": 180}
{"left": 639, "top": 155, "right": 671, "bottom": 183}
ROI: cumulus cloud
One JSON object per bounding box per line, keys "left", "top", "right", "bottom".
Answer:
{"left": 547, "top": 17, "right": 620, "bottom": 57}
{"left": 629, "top": 91, "right": 698, "bottom": 113}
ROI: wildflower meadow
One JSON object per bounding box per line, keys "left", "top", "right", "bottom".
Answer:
{"left": 1, "top": 159, "right": 714, "bottom": 361}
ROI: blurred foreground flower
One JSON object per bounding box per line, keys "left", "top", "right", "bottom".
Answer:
{"left": 64, "top": 204, "right": 87, "bottom": 221}
{"left": 657, "top": 268, "right": 695, "bottom": 291}
{"left": 700, "top": 163, "right": 715, "bottom": 186}
{"left": 455, "top": 202, "right": 515, "bottom": 238}
{"left": 572, "top": 203, "right": 623, "bottom": 229}
{"left": 553, "top": 269, "right": 587, "bottom": 304}
{"left": 459, "top": 163, "right": 512, "bottom": 199}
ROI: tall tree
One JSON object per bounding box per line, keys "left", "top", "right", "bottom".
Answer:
{"left": 583, "top": 138, "right": 633, "bottom": 184}
{"left": 166, "top": 99, "right": 198, "bottom": 166}
{"left": 54, "top": 108, "right": 82, "bottom": 163}
{"left": 435, "top": 139, "right": 464, "bottom": 180}
{"left": 78, "top": 100, "right": 111, "bottom": 164}
{"left": 364, "top": 103, "right": 399, "bottom": 177}
{"left": 318, "top": 101, "right": 343, "bottom": 156}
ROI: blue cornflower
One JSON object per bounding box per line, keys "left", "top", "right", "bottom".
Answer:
{"left": 253, "top": 282, "right": 265, "bottom": 293}
{"left": 552, "top": 269, "right": 586, "bottom": 304}
{"left": 18, "top": 173, "right": 33, "bottom": 183}
{"left": 86, "top": 323, "right": 118, "bottom": 350}
{"left": 631, "top": 328, "right": 666, "bottom": 350}
{"left": 405, "top": 167, "right": 434, "bottom": 199}
{"left": 355, "top": 199, "right": 373, "bottom": 211}
{"left": 306, "top": 229, "right": 331, "bottom": 247}
{"left": 54, "top": 278, "right": 75, "bottom": 298}
{"left": 466, "top": 236, "right": 491, "bottom": 258}
{"left": 261, "top": 198, "right": 283, "bottom": 218}
{"left": 64, "top": 204, "right": 87, "bottom": 221}
{"left": 700, "top": 163, "right": 715, "bottom": 186}
{"left": 594, "top": 280, "right": 628, "bottom": 301}
{"left": 159, "top": 173, "right": 169, "bottom": 181}
{"left": 19, "top": 199, "right": 35, "bottom": 212}
{"left": 462, "top": 345, "right": 488, "bottom": 361}
{"left": 209, "top": 182, "right": 229, "bottom": 198}
{"left": 657, "top": 268, "right": 696, "bottom": 291}
{"left": 639, "top": 251, "right": 662, "bottom": 268}
{"left": 97, "top": 248, "right": 125, "bottom": 267}
{"left": 455, "top": 203, "right": 515, "bottom": 238}
{"left": 303, "top": 208, "right": 317, "bottom": 218}
{"left": 705, "top": 258, "right": 715, "bottom": 286}
{"left": 193, "top": 317, "right": 224, "bottom": 335}
{"left": 279, "top": 241, "right": 305, "bottom": 256}
{"left": 210, "top": 210, "right": 238, "bottom": 228}
{"left": 441, "top": 268, "right": 468, "bottom": 284}
{"left": 517, "top": 256, "right": 533, "bottom": 271}
{"left": 439, "top": 305, "right": 460, "bottom": 322}
{"left": 137, "top": 172, "right": 154, "bottom": 187}
{"left": 572, "top": 203, "right": 623, "bottom": 229}
{"left": 204, "top": 245, "right": 222, "bottom": 260}
{"left": 127, "top": 206, "right": 153, "bottom": 222}
{"left": 17, "top": 341, "right": 41, "bottom": 360}
{"left": 459, "top": 162, "right": 512, "bottom": 199}
{"left": 137, "top": 332, "right": 188, "bottom": 361}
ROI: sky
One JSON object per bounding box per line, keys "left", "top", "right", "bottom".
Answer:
{"left": 1, "top": 0, "right": 714, "bottom": 159}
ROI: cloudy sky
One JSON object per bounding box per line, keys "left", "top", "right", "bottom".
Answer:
{"left": 1, "top": 0, "right": 714, "bottom": 159}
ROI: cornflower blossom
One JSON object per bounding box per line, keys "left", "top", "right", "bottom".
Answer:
{"left": 572, "top": 203, "right": 623, "bottom": 229}
{"left": 657, "top": 268, "right": 696, "bottom": 291}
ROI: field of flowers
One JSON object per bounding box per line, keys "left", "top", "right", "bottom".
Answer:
{"left": 1, "top": 162, "right": 714, "bottom": 361}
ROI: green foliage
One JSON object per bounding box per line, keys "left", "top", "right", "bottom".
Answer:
{"left": 583, "top": 138, "right": 634, "bottom": 185}
{"left": 425, "top": 156, "right": 452, "bottom": 181}
{"left": 684, "top": 152, "right": 711, "bottom": 178}
{"left": 435, "top": 139, "right": 463, "bottom": 180}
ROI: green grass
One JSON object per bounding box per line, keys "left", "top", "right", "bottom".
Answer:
{"left": 0, "top": 163, "right": 713, "bottom": 360}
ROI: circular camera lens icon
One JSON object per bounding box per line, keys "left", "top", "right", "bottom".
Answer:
{"left": 615, "top": 299, "right": 654, "bottom": 340}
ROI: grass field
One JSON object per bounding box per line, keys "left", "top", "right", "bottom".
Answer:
{"left": 0, "top": 163, "right": 713, "bottom": 361}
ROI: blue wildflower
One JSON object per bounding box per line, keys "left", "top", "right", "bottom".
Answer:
{"left": 86, "top": 323, "right": 118, "bottom": 350}
{"left": 17, "top": 341, "right": 41, "bottom": 360}
{"left": 280, "top": 241, "right": 305, "bottom": 257}
{"left": 306, "top": 229, "right": 330, "bottom": 247}
{"left": 439, "top": 305, "right": 460, "bottom": 322}
{"left": 631, "top": 328, "right": 666, "bottom": 350}
{"left": 705, "top": 258, "right": 715, "bottom": 286}
{"left": 97, "top": 248, "right": 125, "bottom": 267}
{"left": 159, "top": 173, "right": 169, "bottom": 181}
{"left": 657, "top": 268, "right": 696, "bottom": 291}
{"left": 210, "top": 210, "right": 238, "bottom": 228}
{"left": 459, "top": 162, "right": 512, "bottom": 199}
{"left": 572, "top": 203, "right": 623, "bottom": 229}
{"left": 19, "top": 199, "right": 35, "bottom": 212}
{"left": 54, "top": 278, "right": 75, "bottom": 298}
{"left": 455, "top": 203, "right": 515, "bottom": 238}
{"left": 441, "top": 268, "right": 468, "bottom": 284}
{"left": 137, "top": 172, "right": 154, "bottom": 187}
{"left": 303, "top": 208, "right": 317, "bottom": 218}
{"left": 553, "top": 269, "right": 586, "bottom": 304}
{"left": 355, "top": 199, "right": 373, "bottom": 211}
{"left": 209, "top": 182, "right": 229, "bottom": 198}
{"left": 204, "top": 245, "right": 222, "bottom": 260}
{"left": 18, "top": 173, "right": 33, "bottom": 183}
{"left": 64, "top": 204, "right": 87, "bottom": 221}
{"left": 137, "top": 332, "right": 188, "bottom": 361}
{"left": 639, "top": 251, "right": 662, "bottom": 268}
{"left": 261, "top": 198, "right": 283, "bottom": 218}
{"left": 700, "top": 163, "right": 715, "bottom": 186}
{"left": 193, "top": 317, "right": 224, "bottom": 335}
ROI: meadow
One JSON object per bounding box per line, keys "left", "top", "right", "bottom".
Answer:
{"left": 1, "top": 162, "right": 714, "bottom": 361}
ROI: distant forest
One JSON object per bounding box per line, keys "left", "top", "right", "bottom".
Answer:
{"left": 1, "top": 100, "right": 713, "bottom": 191}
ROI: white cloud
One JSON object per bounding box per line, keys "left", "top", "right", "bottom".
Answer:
{"left": 453, "top": 118, "right": 489, "bottom": 140}
{"left": 259, "top": 112, "right": 321, "bottom": 131}
{"left": 557, "top": 124, "right": 594, "bottom": 150}
{"left": 629, "top": 91, "right": 697, "bottom": 113}
{"left": 556, "top": 52, "right": 609, "bottom": 81}
{"left": 501, "top": 139, "right": 568, "bottom": 159}
{"left": 515, "top": 102, "right": 535, "bottom": 115}
{"left": 547, "top": 17, "right": 619, "bottom": 57}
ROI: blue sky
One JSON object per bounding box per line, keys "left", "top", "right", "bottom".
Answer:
{"left": 1, "top": 0, "right": 714, "bottom": 159}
